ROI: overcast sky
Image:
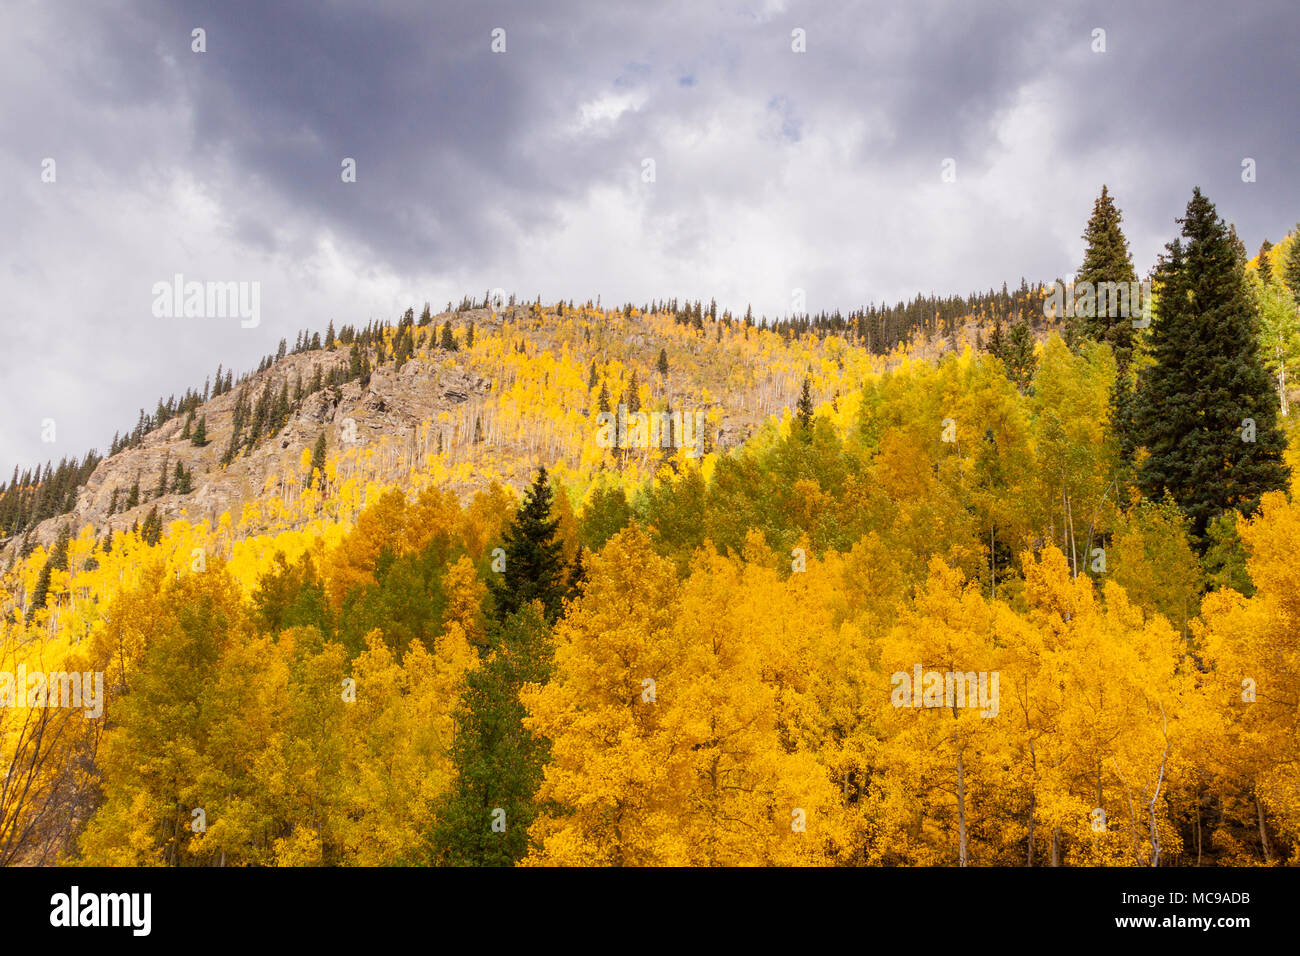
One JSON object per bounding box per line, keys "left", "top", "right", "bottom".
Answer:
{"left": 3, "top": 0, "right": 1298, "bottom": 472}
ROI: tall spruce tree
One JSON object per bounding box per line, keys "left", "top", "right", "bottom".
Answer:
{"left": 1075, "top": 185, "right": 1140, "bottom": 361}
{"left": 422, "top": 604, "right": 552, "bottom": 866}
{"left": 487, "top": 467, "right": 567, "bottom": 623}
{"left": 796, "top": 377, "right": 815, "bottom": 431}
{"left": 1285, "top": 227, "right": 1300, "bottom": 304}
{"left": 1133, "top": 188, "right": 1289, "bottom": 543}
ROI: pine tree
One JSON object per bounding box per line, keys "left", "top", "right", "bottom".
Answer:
{"left": 988, "top": 316, "right": 1005, "bottom": 358}
{"left": 126, "top": 475, "right": 140, "bottom": 510}
{"left": 155, "top": 453, "right": 170, "bottom": 498}
{"left": 1002, "top": 321, "right": 1036, "bottom": 392}
{"left": 423, "top": 604, "right": 553, "bottom": 866}
{"left": 588, "top": 361, "right": 599, "bottom": 390}
{"left": 439, "top": 321, "right": 458, "bottom": 352}
{"left": 172, "top": 461, "right": 192, "bottom": 495}
{"left": 656, "top": 348, "right": 669, "bottom": 376}
{"left": 796, "top": 377, "right": 814, "bottom": 431}
{"left": 487, "top": 467, "right": 567, "bottom": 623}
{"left": 1257, "top": 240, "right": 1274, "bottom": 284}
{"left": 310, "top": 433, "right": 327, "bottom": 489}
{"left": 466, "top": 321, "right": 475, "bottom": 349}
{"left": 1134, "top": 188, "right": 1290, "bottom": 543}
{"left": 1075, "top": 185, "right": 1139, "bottom": 364}
{"left": 626, "top": 370, "right": 641, "bottom": 414}
{"left": 191, "top": 414, "right": 207, "bottom": 447}
{"left": 141, "top": 506, "right": 162, "bottom": 546}
{"left": 1285, "top": 227, "right": 1300, "bottom": 305}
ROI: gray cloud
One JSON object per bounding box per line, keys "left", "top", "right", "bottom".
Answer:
{"left": 2, "top": 0, "right": 1298, "bottom": 470}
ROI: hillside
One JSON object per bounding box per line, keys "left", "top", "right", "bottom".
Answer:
{"left": 1, "top": 287, "right": 1060, "bottom": 564}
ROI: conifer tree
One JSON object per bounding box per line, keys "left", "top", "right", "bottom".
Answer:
{"left": 423, "top": 604, "right": 552, "bottom": 866}
{"left": 1257, "top": 240, "right": 1273, "bottom": 283}
{"left": 155, "top": 453, "right": 170, "bottom": 498}
{"left": 1133, "top": 188, "right": 1289, "bottom": 542}
{"left": 1075, "top": 185, "right": 1139, "bottom": 362}
{"left": 657, "top": 348, "right": 669, "bottom": 376}
{"left": 439, "top": 321, "right": 458, "bottom": 352}
{"left": 310, "top": 433, "right": 327, "bottom": 489}
{"left": 1285, "top": 227, "right": 1300, "bottom": 304}
{"left": 796, "top": 377, "right": 814, "bottom": 431}
{"left": 141, "top": 506, "right": 162, "bottom": 546}
{"left": 191, "top": 414, "right": 207, "bottom": 447}
{"left": 487, "top": 467, "right": 567, "bottom": 623}
{"left": 1002, "top": 321, "right": 1036, "bottom": 392}
{"left": 626, "top": 370, "right": 641, "bottom": 414}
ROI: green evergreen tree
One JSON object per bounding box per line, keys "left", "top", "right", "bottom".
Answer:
{"left": 988, "top": 316, "right": 1005, "bottom": 358}
{"left": 439, "top": 321, "right": 458, "bottom": 352}
{"left": 1133, "top": 188, "right": 1290, "bottom": 543}
{"left": 155, "top": 453, "right": 170, "bottom": 498}
{"left": 191, "top": 415, "right": 208, "bottom": 447}
{"left": 487, "top": 467, "right": 567, "bottom": 623}
{"left": 626, "top": 370, "right": 641, "bottom": 414}
{"left": 311, "top": 433, "right": 327, "bottom": 489}
{"left": 25, "top": 525, "right": 71, "bottom": 622}
{"left": 141, "top": 506, "right": 162, "bottom": 546}
{"left": 1075, "top": 185, "right": 1139, "bottom": 363}
{"left": 1002, "top": 321, "right": 1037, "bottom": 392}
{"left": 656, "top": 348, "right": 669, "bottom": 376}
{"left": 796, "top": 377, "right": 814, "bottom": 431}
{"left": 422, "top": 604, "right": 552, "bottom": 866}
{"left": 1257, "top": 239, "right": 1274, "bottom": 284}
{"left": 1284, "top": 227, "right": 1300, "bottom": 304}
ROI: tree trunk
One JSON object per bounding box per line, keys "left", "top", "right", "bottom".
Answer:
{"left": 956, "top": 749, "right": 968, "bottom": 867}
{"left": 1256, "top": 792, "right": 1274, "bottom": 863}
